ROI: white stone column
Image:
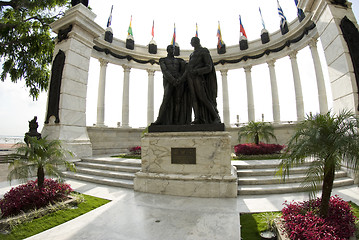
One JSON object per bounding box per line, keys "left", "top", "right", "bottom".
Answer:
{"left": 244, "top": 66, "right": 255, "bottom": 122}
{"left": 309, "top": 38, "right": 328, "bottom": 114}
{"left": 147, "top": 69, "right": 155, "bottom": 126}
{"left": 267, "top": 60, "right": 281, "bottom": 123}
{"left": 122, "top": 65, "right": 131, "bottom": 128}
{"left": 42, "top": 4, "right": 99, "bottom": 158}
{"left": 300, "top": 1, "right": 358, "bottom": 114}
{"left": 289, "top": 51, "right": 305, "bottom": 121}
{"left": 96, "top": 59, "right": 108, "bottom": 127}
{"left": 220, "top": 70, "right": 230, "bottom": 126}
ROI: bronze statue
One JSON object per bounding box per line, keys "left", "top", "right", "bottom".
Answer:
{"left": 71, "top": 0, "right": 89, "bottom": 7}
{"left": 25, "top": 116, "right": 42, "bottom": 144}
{"left": 180, "top": 37, "right": 221, "bottom": 124}
{"left": 153, "top": 45, "right": 191, "bottom": 125}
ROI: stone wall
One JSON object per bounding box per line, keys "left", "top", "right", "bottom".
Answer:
{"left": 87, "top": 127, "right": 145, "bottom": 156}
{"left": 87, "top": 123, "right": 297, "bottom": 156}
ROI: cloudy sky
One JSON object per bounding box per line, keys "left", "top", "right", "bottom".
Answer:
{"left": 1, "top": 0, "right": 359, "bottom": 137}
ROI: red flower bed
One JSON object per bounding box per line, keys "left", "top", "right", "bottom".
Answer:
{"left": 234, "top": 143, "right": 284, "bottom": 155}
{"left": 129, "top": 146, "right": 141, "bottom": 155}
{"left": 282, "top": 196, "right": 356, "bottom": 240}
{"left": 0, "top": 179, "right": 73, "bottom": 218}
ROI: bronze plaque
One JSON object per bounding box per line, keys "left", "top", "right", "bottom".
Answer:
{"left": 171, "top": 148, "right": 196, "bottom": 164}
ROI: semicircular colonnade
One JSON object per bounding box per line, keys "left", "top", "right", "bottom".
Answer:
{"left": 42, "top": 1, "right": 359, "bottom": 157}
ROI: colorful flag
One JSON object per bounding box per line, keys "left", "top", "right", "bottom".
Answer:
{"left": 259, "top": 7, "right": 266, "bottom": 29}
{"left": 294, "top": 0, "right": 305, "bottom": 19}
{"left": 171, "top": 23, "right": 176, "bottom": 48}
{"left": 239, "top": 15, "right": 247, "bottom": 38}
{"left": 217, "top": 21, "right": 224, "bottom": 49}
{"left": 195, "top": 23, "right": 198, "bottom": 37}
{"left": 107, "top": 5, "right": 113, "bottom": 28}
{"left": 277, "top": 0, "right": 287, "bottom": 28}
{"left": 128, "top": 15, "right": 133, "bottom": 36}
{"left": 151, "top": 20, "right": 154, "bottom": 39}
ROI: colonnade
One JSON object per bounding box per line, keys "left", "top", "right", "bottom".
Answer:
{"left": 94, "top": 37, "right": 328, "bottom": 128}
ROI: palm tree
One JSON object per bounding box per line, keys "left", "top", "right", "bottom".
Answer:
{"left": 238, "top": 121, "right": 277, "bottom": 145}
{"left": 278, "top": 110, "right": 359, "bottom": 218}
{"left": 8, "top": 136, "right": 75, "bottom": 189}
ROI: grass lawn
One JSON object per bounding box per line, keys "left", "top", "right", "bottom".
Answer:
{"left": 240, "top": 202, "right": 359, "bottom": 239}
{"left": 1, "top": 193, "right": 110, "bottom": 240}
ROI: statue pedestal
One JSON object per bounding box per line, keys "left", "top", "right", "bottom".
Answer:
{"left": 134, "top": 131, "right": 238, "bottom": 198}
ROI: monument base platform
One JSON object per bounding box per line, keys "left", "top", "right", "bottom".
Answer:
{"left": 134, "top": 131, "right": 238, "bottom": 198}
{"left": 134, "top": 167, "right": 238, "bottom": 198}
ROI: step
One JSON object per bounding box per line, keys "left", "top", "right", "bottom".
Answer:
{"left": 75, "top": 167, "right": 136, "bottom": 180}
{"left": 63, "top": 171, "right": 134, "bottom": 189}
{"left": 232, "top": 159, "right": 313, "bottom": 169}
{"left": 237, "top": 166, "right": 309, "bottom": 177}
{"left": 75, "top": 162, "right": 141, "bottom": 173}
{"left": 238, "top": 177, "right": 354, "bottom": 195}
{"left": 238, "top": 171, "right": 348, "bottom": 185}
{"left": 81, "top": 157, "right": 141, "bottom": 167}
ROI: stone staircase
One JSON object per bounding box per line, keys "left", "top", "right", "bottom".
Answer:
{"left": 233, "top": 159, "right": 355, "bottom": 195}
{"left": 64, "top": 157, "right": 355, "bottom": 195}
{"left": 63, "top": 156, "right": 141, "bottom": 189}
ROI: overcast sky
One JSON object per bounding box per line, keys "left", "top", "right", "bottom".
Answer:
{"left": 1, "top": 0, "right": 359, "bottom": 137}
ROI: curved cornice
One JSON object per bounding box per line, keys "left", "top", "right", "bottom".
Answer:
{"left": 91, "top": 14, "right": 318, "bottom": 71}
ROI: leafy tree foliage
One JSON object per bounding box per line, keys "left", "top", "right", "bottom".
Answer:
{"left": 0, "top": 0, "right": 69, "bottom": 99}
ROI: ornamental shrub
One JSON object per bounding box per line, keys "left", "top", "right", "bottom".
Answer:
{"left": 281, "top": 195, "right": 356, "bottom": 239}
{"left": 0, "top": 179, "right": 73, "bottom": 218}
{"left": 129, "top": 146, "right": 141, "bottom": 155}
{"left": 234, "top": 143, "right": 284, "bottom": 155}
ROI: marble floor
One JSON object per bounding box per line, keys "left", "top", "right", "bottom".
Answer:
{"left": 1, "top": 179, "right": 359, "bottom": 240}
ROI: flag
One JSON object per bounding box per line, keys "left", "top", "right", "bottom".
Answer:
{"left": 277, "top": 0, "right": 287, "bottom": 28}
{"left": 239, "top": 15, "right": 247, "bottom": 38}
{"left": 217, "top": 21, "right": 224, "bottom": 48}
{"left": 128, "top": 15, "right": 133, "bottom": 36}
{"left": 195, "top": 23, "right": 198, "bottom": 37}
{"left": 259, "top": 7, "right": 266, "bottom": 29}
{"left": 106, "top": 5, "right": 113, "bottom": 28}
{"left": 151, "top": 20, "right": 154, "bottom": 39}
{"left": 294, "top": 0, "right": 305, "bottom": 19}
{"left": 171, "top": 23, "right": 176, "bottom": 48}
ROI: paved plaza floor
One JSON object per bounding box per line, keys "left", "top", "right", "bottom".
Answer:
{"left": 1, "top": 177, "right": 359, "bottom": 240}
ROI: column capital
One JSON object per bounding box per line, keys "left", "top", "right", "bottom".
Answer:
{"left": 308, "top": 38, "right": 318, "bottom": 49}
{"left": 147, "top": 69, "right": 156, "bottom": 76}
{"left": 220, "top": 69, "right": 228, "bottom": 76}
{"left": 266, "top": 59, "right": 276, "bottom": 67}
{"left": 122, "top": 65, "right": 131, "bottom": 72}
{"left": 244, "top": 65, "right": 252, "bottom": 72}
{"left": 99, "top": 58, "right": 109, "bottom": 67}
{"left": 289, "top": 51, "right": 298, "bottom": 60}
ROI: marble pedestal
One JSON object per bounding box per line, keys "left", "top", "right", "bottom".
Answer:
{"left": 134, "top": 131, "right": 238, "bottom": 198}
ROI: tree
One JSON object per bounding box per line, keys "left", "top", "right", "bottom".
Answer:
{"left": 8, "top": 136, "right": 75, "bottom": 189}
{"left": 238, "top": 121, "right": 277, "bottom": 145}
{"left": 278, "top": 110, "right": 359, "bottom": 218}
{"left": 0, "top": 0, "right": 69, "bottom": 99}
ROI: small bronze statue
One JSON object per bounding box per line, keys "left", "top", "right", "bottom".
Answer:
{"left": 25, "top": 116, "right": 42, "bottom": 144}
